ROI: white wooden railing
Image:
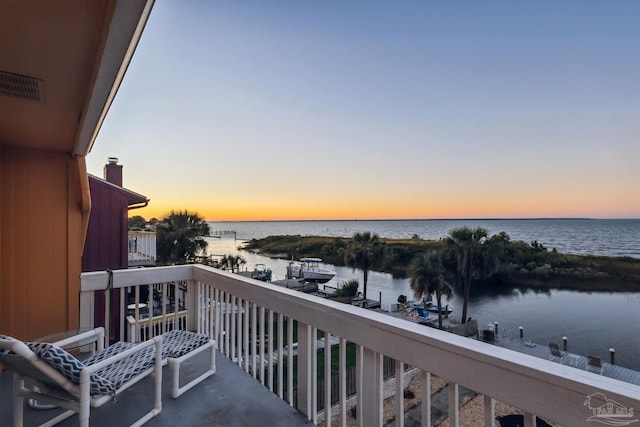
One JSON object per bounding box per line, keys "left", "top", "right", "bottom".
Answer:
{"left": 80, "top": 265, "right": 640, "bottom": 427}
{"left": 127, "top": 231, "right": 156, "bottom": 267}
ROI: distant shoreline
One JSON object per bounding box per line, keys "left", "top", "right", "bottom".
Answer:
{"left": 242, "top": 235, "right": 640, "bottom": 293}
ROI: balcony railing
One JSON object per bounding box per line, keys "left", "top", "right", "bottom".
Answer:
{"left": 80, "top": 265, "right": 640, "bottom": 427}
{"left": 127, "top": 231, "right": 156, "bottom": 267}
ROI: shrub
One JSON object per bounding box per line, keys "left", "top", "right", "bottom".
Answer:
{"left": 335, "top": 280, "right": 359, "bottom": 297}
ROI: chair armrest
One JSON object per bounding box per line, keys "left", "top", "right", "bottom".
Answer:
{"left": 52, "top": 327, "right": 105, "bottom": 352}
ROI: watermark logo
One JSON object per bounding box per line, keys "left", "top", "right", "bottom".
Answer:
{"left": 584, "top": 392, "right": 638, "bottom": 426}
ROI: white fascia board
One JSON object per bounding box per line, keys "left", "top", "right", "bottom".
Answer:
{"left": 74, "top": 0, "right": 155, "bottom": 157}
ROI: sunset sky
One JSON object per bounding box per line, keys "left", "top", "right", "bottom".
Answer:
{"left": 88, "top": 1, "right": 640, "bottom": 221}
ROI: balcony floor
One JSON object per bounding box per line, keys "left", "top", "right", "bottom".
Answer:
{"left": 0, "top": 349, "right": 314, "bottom": 427}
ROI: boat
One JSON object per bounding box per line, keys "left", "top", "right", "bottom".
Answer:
{"left": 426, "top": 304, "right": 453, "bottom": 315}
{"left": 237, "top": 263, "right": 272, "bottom": 281}
{"left": 286, "top": 257, "right": 336, "bottom": 284}
{"left": 404, "top": 296, "right": 453, "bottom": 315}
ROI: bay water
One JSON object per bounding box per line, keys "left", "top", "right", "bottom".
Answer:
{"left": 206, "top": 219, "right": 640, "bottom": 371}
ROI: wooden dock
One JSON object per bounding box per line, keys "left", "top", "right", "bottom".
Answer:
{"left": 484, "top": 334, "right": 640, "bottom": 386}
{"left": 376, "top": 307, "right": 640, "bottom": 386}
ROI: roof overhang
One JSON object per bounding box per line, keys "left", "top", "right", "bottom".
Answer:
{"left": 0, "top": 0, "right": 154, "bottom": 157}
{"left": 88, "top": 173, "right": 149, "bottom": 207}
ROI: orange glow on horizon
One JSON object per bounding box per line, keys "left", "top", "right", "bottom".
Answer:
{"left": 129, "top": 201, "right": 639, "bottom": 222}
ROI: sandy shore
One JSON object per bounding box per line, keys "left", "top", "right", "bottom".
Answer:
{"left": 322, "top": 372, "right": 562, "bottom": 427}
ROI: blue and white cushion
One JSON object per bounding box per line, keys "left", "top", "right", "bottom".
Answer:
{"left": 28, "top": 342, "right": 116, "bottom": 396}
{"left": 91, "top": 344, "right": 156, "bottom": 390}
{"left": 0, "top": 334, "right": 15, "bottom": 355}
{"left": 162, "top": 330, "right": 210, "bottom": 358}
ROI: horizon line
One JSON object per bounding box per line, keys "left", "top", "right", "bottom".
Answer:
{"left": 204, "top": 217, "right": 640, "bottom": 223}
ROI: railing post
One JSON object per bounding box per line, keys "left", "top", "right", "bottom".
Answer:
{"left": 360, "top": 347, "right": 383, "bottom": 427}
{"left": 523, "top": 412, "right": 536, "bottom": 427}
{"left": 421, "top": 371, "right": 431, "bottom": 426}
{"left": 79, "top": 290, "right": 95, "bottom": 331}
{"left": 483, "top": 395, "right": 494, "bottom": 427}
{"left": 187, "top": 279, "right": 198, "bottom": 332}
{"left": 296, "top": 322, "right": 313, "bottom": 419}
{"left": 448, "top": 382, "right": 459, "bottom": 427}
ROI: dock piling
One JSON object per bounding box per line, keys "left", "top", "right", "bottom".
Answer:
{"left": 562, "top": 336, "right": 568, "bottom": 352}
{"left": 610, "top": 348, "right": 615, "bottom": 365}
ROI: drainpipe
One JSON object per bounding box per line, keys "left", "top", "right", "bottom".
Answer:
{"left": 128, "top": 200, "right": 149, "bottom": 211}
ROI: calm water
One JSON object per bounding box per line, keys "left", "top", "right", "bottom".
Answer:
{"left": 206, "top": 219, "right": 640, "bottom": 370}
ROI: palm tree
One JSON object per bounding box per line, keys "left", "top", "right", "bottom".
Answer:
{"left": 220, "top": 254, "right": 246, "bottom": 273}
{"left": 444, "top": 226, "right": 501, "bottom": 323}
{"left": 156, "top": 210, "right": 210, "bottom": 265}
{"left": 344, "top": 232, "right": 385, "bottom": 299}
{"left": 409, "top": 252, "right": 453, "bottom": 329}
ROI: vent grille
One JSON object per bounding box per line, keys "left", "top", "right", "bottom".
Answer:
{"left": 0, "top": 71, "right": 44, "bottom": 102}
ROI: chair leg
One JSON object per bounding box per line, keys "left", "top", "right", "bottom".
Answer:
{"left": 13, "top": 374, "right": 24, "bottom": 427}
{"left": 169, "top": 340, "right": 216, "bottom": 398}
{"left": 79, "top": 378, "right": 90, "bottom": 427}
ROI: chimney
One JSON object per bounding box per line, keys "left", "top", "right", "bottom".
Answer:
{"left": 104, "top": 157, "right": 123, "bottom": 187}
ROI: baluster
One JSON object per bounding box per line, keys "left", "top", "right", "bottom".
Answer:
{"left": 312, "top": 327, "right": 318, "bottom": 424}
{"left": 244, "top": 300, "right": 250, "bottom": 373}
{"left": 395, "top": 360, "right": 404, "bottom": 427}
{"left": 251, "top": 303, "right": 257, "bottom": 379}
{"left": 448, "top": 382, "right": 459, "bottom": 427}
{"left": 421, "top": 371, "right": 431, "bottom": 427}
{"left": 339, "top": 338, "right": 347, "bottom": 427}
{"left": 268, "top": 310, "right": 274, "bottom": 391}
{"left": 287, "top": 317, "right": 294, "bottom": 406}
{"left": 484, "top": 395, "right": 495, "bottom": 427}
{"left": 259, "top": 306, "right": 265, "bottom": 385}
{"left": 230, "top": 295, "right": 236, "bottom": 363}
{"left": 278, "top": 313, "right": 284, "bottom": 398}
{"left": 324, "top": 332, "right": 332, "bottom": 425}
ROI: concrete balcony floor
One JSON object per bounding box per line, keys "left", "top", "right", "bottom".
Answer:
{"left": 0, "top": 350, "right": 314, "bottom": 427}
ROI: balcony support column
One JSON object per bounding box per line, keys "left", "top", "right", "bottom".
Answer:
{"left": 296, "top": 322, "right": 313, "bottom": 419}
{"left": 360, "top": 347, "right": 383, "bottom": 427}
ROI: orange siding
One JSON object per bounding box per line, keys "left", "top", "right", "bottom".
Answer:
{"left": 0, "top": 147, "right": 83, "bottom": 340}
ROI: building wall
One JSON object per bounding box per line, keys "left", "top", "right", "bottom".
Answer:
{"left": 81, "top": 179, "right": 128, "bottom": 272}
{"left": 0, "top": 147, "right": 83, "bottom": 340}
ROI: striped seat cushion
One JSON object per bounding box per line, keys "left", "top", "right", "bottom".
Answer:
{"left": 161, "top": 330, "right": 210, "bottom": 358}
{"left": 88, "top": 343, "right": 156, "bottom": 390}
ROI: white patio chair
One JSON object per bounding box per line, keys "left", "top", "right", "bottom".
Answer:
{"left": 548, "top": 342, "right": 565, "bottom": 364}
{"left": 0, "top": 327, "right": 162, "bottom": 427}
{"left": 586, "top": 355, "right": 604, "bottom": 375}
